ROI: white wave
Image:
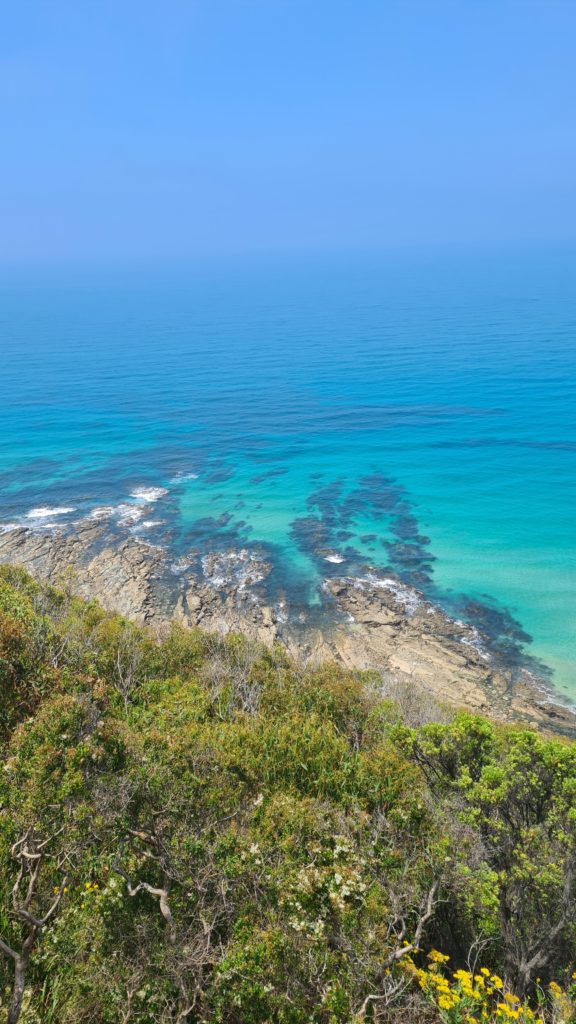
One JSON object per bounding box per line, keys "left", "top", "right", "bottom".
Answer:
{"left": 274, "top": 600, "right": 289, "bottom": 624}
{"left": 170, "top": 471, "right": 199, "bottom": 483}
{"left": 116, "top": 504, "right": 145, "bottom": 525}
{"left": 357, "top": 574, "right": 422, "bottom": 616}
{"left": 81, "top": 495, "right": 166, "bottom": 530}
{"left": 170, "top": 557, "right": 193, "bottom": 575}
{"left": 129, "top": 486, "right": 168, "bottom": 503}
{"left": 87, "top": 506, "right": 115, "bottom": 521}
{"left": 26, "top": 506, "right": 76, "bottom": 519}
{"left": 202, "top": 549, "right": 268, "bottom": 591}
{"left": 126, "top": 516, "right": 165, "bottom": 532}
{"left": 324, "top": 553, "right": 345, "bottom": 564}
{"left": 0, "top": 523, "right": 20, "bottom": 534}
{"left": 460, "top": 636, "right": 490, "bottom": 660}
{"left": 128, "top": 519, "right": 165, "bottom": 533}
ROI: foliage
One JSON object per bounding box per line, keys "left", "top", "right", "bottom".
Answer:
{"left": 0, "top": 568, "right": 576, "bottom": 1022}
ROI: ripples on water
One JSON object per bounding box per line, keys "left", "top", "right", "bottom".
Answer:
{"left": 0, "top": 249, "right": 575, "bottom": 693}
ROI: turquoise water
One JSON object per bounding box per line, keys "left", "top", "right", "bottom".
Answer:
{"left": 1, "top": 249, "right": 575, "bottom": 694}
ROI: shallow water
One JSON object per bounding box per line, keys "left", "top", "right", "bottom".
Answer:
{"left": 1, "top": 248, "right": 575, "bottom": 694}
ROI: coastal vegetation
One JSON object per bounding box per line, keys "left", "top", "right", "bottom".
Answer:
{"left": 1, "top": 565, "right": 576, "bottom": 1023}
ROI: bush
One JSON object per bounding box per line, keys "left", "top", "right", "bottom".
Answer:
{"left": 0, "top": 570, "right": 575, "bottom": 1023}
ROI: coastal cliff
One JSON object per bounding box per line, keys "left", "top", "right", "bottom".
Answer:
{"left": 0, "top": 521, "right": 573, "bottom": 736}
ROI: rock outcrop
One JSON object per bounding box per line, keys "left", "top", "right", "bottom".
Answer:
{"left": 0, "top": 524, "right": 281, "bottom": 645}
{"left": 1, "top": 522, "right": 574, "bottom": 737}
{"left": 320, "top": 575, "right": 576, "bottom": 735}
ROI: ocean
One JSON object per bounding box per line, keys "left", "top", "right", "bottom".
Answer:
{"left": 1, "top": 247, "right": 575, "bottom": 696}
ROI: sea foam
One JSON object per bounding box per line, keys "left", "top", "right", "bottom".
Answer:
{"left": 116, "top": 504, "right": 145, "bottom": 525}
{"left": 26, "top": 506, "right": 76, "bottom": 519}
{"left": 170, "top": 471, "right": 199, "bottom": 483}
{"left": 130, "top": 486, "right": 168, "bottom": 503}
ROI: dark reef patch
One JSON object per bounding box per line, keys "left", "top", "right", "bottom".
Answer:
{"left": 178, "top": 512, "right": 252, "bottom": 553}
{"left": 284, "top": 471, "right": 550, "bottom": 683}
{"left": 285, "top": 471, "right": 437, "bottom": 589}
{"left": 250, "top": 467, "right": 289, "bottom": 485}
{"left": 205, "top": 465, "right": 235, "bottom": 485}
{"left": 456, "top": 595, "right": 552, "bottom": 679}
{"left": 290, "top": 516, "right": 331, "bottom": 551}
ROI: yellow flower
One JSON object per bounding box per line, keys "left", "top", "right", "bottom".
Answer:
{"left": 431, "top": 975, "right": 450, "bottom": 987}
{"left": 454, "top": 969, "right": 472, "bottom": 982}
{"left": 548, "top": 980, "right": 562, "bottom": 998}
{"left": 491, "top": 974, "right": 504, "bottom": 989}
{"left": 429, "top": 949, "right": 451, "bottom": 964}
{"left": 504, "top": 993, "right": 520, "bottom": 1004}
{"left": 438, "top": 995, "right": 456, "bottom": 1010}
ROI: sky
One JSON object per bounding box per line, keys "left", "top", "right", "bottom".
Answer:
{"left": 1, "top": 0, "right": 576, "bottom": 265}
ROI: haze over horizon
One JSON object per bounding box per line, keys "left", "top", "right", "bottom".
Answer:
{"left": 2, "top": 0, "right": 576, "bottom": 267}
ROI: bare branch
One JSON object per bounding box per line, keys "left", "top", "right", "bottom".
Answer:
{"left": 382, "top": 880, "right": 439, "bottom": 967}
{"left": 0, "top": 828, "right": 68, "bottom": 1024}
{"left": 0, "top": 936, "right": 18, "bottom": 962}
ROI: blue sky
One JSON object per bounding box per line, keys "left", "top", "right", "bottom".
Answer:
{"left": 1, "top": 0, "right": 575, "bottom": 264}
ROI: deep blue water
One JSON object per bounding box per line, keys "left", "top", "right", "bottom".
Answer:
{"left": 1, "top": 248, "right": 575, "bottom": 694}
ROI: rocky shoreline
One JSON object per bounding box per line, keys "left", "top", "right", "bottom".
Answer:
{"left": 1, "top": 520, "right": 574, "bottom": 737}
